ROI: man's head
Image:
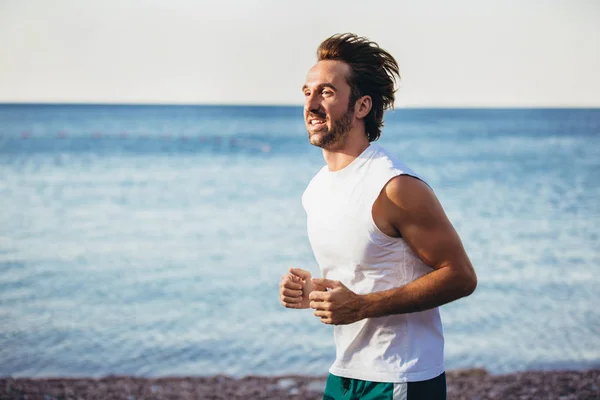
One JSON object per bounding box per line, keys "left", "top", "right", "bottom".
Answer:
{"left": 303, "top": 33, "right": 400, "bottom": 148}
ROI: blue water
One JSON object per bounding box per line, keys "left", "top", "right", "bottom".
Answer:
{"left": 1, "top": 104, "right": 599, "bottom": 378}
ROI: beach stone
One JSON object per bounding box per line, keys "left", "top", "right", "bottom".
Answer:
{"left": 277, "top": 378, "right": 296, "bottom": 390}
{"left": 306, "top": 379, "right": 327, "bottom": 393}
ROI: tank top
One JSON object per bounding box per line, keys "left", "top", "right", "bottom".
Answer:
{"left": 302, "top": 143, "right": 445, "bottom": 383}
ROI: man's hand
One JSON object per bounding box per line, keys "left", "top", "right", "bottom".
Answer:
{"left": 280, "top": 268, "right": 325, "bottom": 309}
{"left": 309, "top": 278, "right": 365, "bottom": 325}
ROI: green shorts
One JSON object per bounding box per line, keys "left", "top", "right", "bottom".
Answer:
{"left": 323, "top": 372, "right": 446, "bottom": 400}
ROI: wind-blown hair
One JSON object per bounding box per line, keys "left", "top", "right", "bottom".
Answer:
{"left": 317, "top": 33, "right": 400, "bottom": 142}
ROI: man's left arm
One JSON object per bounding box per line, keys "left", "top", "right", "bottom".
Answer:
{"left": 310, "top": 175, "right": 477, "bottom": 325}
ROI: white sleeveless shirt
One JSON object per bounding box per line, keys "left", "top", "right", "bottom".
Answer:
{"left": 302, "top": 143, "right": 444, "bottom": 383}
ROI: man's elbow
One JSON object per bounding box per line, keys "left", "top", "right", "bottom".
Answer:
{"left": 461, "top": 269, "right": 477, "bottom": 297}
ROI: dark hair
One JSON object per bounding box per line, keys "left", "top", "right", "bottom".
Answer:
{"left": 317, "top": 33, "right": 400, "bottom": 142}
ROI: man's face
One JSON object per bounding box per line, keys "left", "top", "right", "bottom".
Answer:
{"left": 302, "top": 60, "right": 355, "bottom": 150}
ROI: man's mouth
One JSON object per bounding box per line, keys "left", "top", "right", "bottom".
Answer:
{"left": 308, "top": 116, "right": 327, "bottom": 129}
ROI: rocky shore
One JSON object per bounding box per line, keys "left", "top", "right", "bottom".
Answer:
{"left": 1, "top": 369, "right": 598, "bottom": 399}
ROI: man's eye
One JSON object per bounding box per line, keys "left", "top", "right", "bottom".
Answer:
{"left": 304, "top": 91, "right": 311, "bottom": 97}
{"left": 322, "top": 90, "right": 333, "bottom": 96}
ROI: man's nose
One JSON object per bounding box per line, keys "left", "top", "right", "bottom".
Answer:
{"left": 305, "top": 92, "right": 322, "bottom": 114}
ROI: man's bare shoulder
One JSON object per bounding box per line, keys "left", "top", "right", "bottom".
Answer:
{"left": 382, "top": 174, "right": 438, "bottom": 212}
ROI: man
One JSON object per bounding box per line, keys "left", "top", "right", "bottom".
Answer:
{"left": 279, "top": 33, "right": 477, "bottom": 399}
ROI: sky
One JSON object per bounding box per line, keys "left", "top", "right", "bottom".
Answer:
{"left": 1, "top": 0, "right": 599, "bottom": 107}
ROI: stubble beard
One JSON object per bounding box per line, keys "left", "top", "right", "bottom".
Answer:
{"left": 307, "top": 105, "right": 354, "bottom": 150}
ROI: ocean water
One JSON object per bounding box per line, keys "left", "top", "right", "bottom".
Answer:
{"left": 0, "top": 104, "right": 599, "bottom": 378}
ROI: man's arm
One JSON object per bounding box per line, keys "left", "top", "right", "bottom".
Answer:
{"left": 310, "top": 175, "right": 477, "bottom": 325}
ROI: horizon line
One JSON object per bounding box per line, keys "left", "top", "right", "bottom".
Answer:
{"left": 1, "top": 102, "right": 599, "bottom": 110}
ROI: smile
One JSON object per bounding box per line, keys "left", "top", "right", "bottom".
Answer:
{"left": 309, "top": 118, "right": 327, "bottom": 128}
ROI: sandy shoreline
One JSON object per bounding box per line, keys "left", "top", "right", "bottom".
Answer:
{"left": 1, "top": 369, "right": 599, "bottom": 399}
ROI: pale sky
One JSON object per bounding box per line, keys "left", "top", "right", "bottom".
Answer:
{"left": 1, "top": 0, "right": 599, "bottom": 107}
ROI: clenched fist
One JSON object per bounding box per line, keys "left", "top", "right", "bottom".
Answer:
{"left": 279, "top": 268, "right": 325, "bottom": 309}
{"left": 309, "top": 278, "right": 365, "bottom": 325}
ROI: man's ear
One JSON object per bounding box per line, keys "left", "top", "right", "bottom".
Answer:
{"left": 355, "top": 95, "right": 372, "bottom": 119}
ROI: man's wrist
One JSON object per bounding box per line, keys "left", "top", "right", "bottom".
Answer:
{"left": 357, "top": 293, "right": 376, "bottom": 321}
{"left": 358, "top": 289, "right": 400, "bottom": 320}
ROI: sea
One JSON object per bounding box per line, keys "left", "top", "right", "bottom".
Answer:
{"left": 0, "top": 104, "right": 599, "bottom": 378}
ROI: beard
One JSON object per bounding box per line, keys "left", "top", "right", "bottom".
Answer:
{"left": 307, "top": 105, "right": 354, "bottom": 150}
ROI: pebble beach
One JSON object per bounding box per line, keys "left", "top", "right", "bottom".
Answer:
{"left": 2, "top": 369, "right": 599, "bottom": 399}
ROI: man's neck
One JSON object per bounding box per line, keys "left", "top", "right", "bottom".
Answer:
{"left": 322, "top": 130, "right": 370, "bottom": 172}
